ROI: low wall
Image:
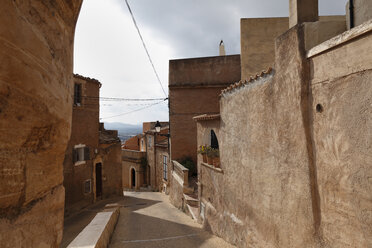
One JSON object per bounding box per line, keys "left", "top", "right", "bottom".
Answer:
{"left": 122, "top": 149, "right": 146, "bottom": 161}
{"left": 169, "top": 160, "right": 189, "bottom": 209}
{"left": 67, "top": 204, "right": 120, "bottom": 248}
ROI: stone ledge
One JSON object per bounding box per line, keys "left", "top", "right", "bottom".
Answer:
{"left": 307, "top": 19, "right": 372, "bottom": 58}
{"left": 67, "top": 205, "right": 120, "bottom": 248}
{"left": 201, "top": 162, "right": 223, "bottom": 173}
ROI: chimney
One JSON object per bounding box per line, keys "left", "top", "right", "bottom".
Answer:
{"left": 289, "top": 0, "right": 318, "bottom": 28}
{"left": 219, "top": 40, "right": 226, "bottom": 56}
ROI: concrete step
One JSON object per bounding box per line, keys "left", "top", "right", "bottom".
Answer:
{"left": 183, "top": 194, "right": 199, "bottom": 207}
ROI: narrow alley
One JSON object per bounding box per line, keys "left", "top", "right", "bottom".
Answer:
{"left": 108, "top": 191, "right": 234, "bottom": 248}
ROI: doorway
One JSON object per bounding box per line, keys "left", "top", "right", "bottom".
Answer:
{"left": 131, "top": 168, "right": 136, "bottom": 188}
{"left": 96, "top": 163, "right": 102, "bottom": 198}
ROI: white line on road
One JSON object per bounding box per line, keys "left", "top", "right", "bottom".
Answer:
{"left": 121, "top": 234, "right": 199, "bottom": 243}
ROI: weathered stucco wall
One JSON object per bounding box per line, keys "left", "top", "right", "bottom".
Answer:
{"left": 308, "top": 22, "right": 372, "bottom": 247}
{"left": 346, "top": 0, "right": 372, "bottom": 29}
{"left": 201, "top": 22, "right": 372, "bottom": 248}
{"left": 211, "top": 26, "right": 317, "bottom": 247}
{"left": 0, "top": 1, "right": 82, "bottom": 247}
{"left": 304, "top": 16, "right": 346, "bottom": 50}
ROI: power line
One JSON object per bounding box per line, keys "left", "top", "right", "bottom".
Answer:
{"left": 83, "top": 96, "right": 168, "bottom": 102}
{"left": 124, "top": 0, "right": 167, "bottom": 98}
{"left": 100, "top": 99, "right": 167, "bottom": 120}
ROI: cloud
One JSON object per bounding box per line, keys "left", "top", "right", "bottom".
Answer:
{"left": 74, "top": 0, "right": 348, "bottom": 124}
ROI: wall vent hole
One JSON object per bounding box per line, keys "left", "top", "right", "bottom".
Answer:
{"left": 316, "top": 104, "right": 323, "bottom": 113}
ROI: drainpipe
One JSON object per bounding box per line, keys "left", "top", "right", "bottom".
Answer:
{"left": 349, "top": 0, "right": 354, "bottom": 28}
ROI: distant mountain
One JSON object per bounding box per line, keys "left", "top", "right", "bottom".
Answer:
{"left": 104, "top": 122, "right": 142, "bottom": 142}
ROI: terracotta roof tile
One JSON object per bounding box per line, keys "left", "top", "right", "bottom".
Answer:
{"left": 74, "top": 74, "right": 102, "bottom": 86}
{"left": 220, "top": 67, "right": 273, "bottom": 96}
{"left": 193, "top": 114, "right": 220, "bottom": 122}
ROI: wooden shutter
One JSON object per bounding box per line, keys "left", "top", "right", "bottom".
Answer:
{"left": 72, "top": 148, "right": 77, "bottom": 163}
{"left": 84, "top": 147, "right": 90, "bottom": 161}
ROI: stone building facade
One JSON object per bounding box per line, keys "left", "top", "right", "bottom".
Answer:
{"left": 121, "top": 122, "right": 170, "bottom": 192}
{"left": 97, "top": 124, "right": 122, "bottom": 199}
{"left": 169, "top": 55, "right": 241, "bottom": 164}
{"left": 122, "top": 149, "right": 146, "bottom": 190}
{"left": 144, "top": 124, "right": 169, "bottom": 191}
{"left": 193, "top": 3, "right": 372, "bottom": 248}
{"left": 63, "top": 76, "right": 122, "bottom": 215}
{"left": 63, "top": 74, "right": 100, "bottom": 214}
{"left": 155, "top": 134, "right": 171, "bottom": 193}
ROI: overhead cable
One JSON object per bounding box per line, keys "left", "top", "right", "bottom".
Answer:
{"left": 124, "top": 0, "right": 167, "bottom": 98}
{"left": 83, "top": 96, "right": 168, "bottom": 101}
{"left": 100, "top": 99, "right": 167, "bottom": 120}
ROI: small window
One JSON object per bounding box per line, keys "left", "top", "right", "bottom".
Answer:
{"left": 74, "top": 83, "right": 82, "bottom": 106}
{"left": 84, "top": 179, "right": 91, "bottom": 194}
{"left": 73, "top": 145, "right": 90, "bottom": 165}
{"left": 141, "top": 139, "right": 145, "bottom": 151}
{"left": 163, "top": 155, "right": 168, "bottom": 180}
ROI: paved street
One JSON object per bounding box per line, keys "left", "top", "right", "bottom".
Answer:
{"left": 109, "top": 191, "right": 235, "bottom": 248}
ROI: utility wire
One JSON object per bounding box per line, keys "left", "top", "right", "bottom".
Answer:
{"left": 83, "top": 96, "right": 167, "bottom": 102}
{"left": 124, "top": 0, "right": 167, "bottom": 98}
{"left": 100, "top": 99, "right": 167, "bottom": 120}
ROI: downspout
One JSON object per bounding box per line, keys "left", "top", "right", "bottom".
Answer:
{"left": 349, "top": 0, "right": 355, "bottom": 28}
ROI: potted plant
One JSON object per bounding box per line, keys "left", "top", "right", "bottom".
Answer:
{"left": 212, "top": 149, "right": 220, "bottom": 168}
{"left": 198, "top": 145, "right": 208, "bottom": 163}
{"left": 206, "top": 147, "right": 220, "bottom": 167}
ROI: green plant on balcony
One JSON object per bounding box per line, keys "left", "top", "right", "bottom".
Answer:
{"left": 197, "top": 145, "right": 208, "bottom": 163}
{"left": 206, "top": 147, "right": 220, "bottom": 167}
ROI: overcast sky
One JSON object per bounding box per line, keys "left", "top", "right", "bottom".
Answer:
{"left": 74, "top": 0, "right": 348, "bottom": 125}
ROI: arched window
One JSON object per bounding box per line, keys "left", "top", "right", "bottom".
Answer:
{"left": 211, "top": 130, "right": 219, "bottom": 149}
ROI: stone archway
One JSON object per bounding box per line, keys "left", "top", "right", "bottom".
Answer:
{"left": 0, "top": 1, "right": 83, "bottom": 247}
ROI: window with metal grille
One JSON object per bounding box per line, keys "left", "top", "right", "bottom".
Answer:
{"left": 84, "top": 179, "right": 91, "bottom": 194}
{"left": 163, "top": 155, "right": 168, "bottom": 180}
